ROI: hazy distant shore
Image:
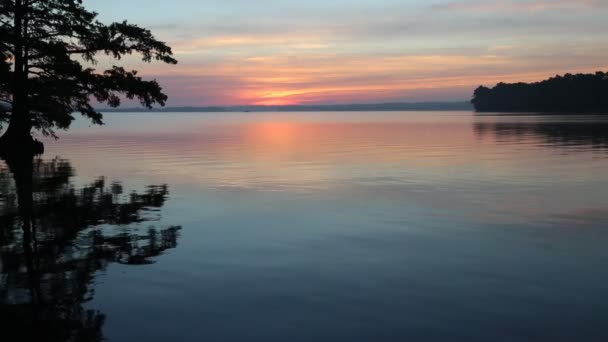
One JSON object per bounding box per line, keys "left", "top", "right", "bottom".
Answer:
{"left": 100, "top": 102, "right": 473, "bottom": 113}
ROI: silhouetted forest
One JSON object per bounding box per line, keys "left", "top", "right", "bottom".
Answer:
{"left": 0, "top": 157, "right": 180, "bottom": 341}
{"left": 472, "top": 72, "right": 608, "bottom": 112}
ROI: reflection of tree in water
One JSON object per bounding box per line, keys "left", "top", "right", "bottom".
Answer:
{"left": 0, "top": 157, "right": 180, "bottom": 341}
{"left": 474, "top": 120, "right": 608, "bottom": 149}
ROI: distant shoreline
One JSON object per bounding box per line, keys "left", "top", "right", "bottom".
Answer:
{"left": 100, "top": 102, "right": 473, "bottom": 113}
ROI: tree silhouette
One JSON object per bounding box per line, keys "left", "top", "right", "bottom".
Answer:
{"left": 0, "top": 156, "right": 181, "bottom": 341}
{"left": 472, "top": 71, "right": 608, "bottom": 113}
{"left": 0, "top": 0, "right": 177, "bottom": 150}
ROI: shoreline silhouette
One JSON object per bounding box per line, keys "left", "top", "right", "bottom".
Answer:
{"left": 472, "top": 72, "right": 608, "bottom": 113}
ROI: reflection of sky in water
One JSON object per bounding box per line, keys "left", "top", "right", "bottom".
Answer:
{"left": 8, "top": 111, "right": 606, "bottom": 341}
{"left": 45, "top": 112, "right": 608, "bottom": 226}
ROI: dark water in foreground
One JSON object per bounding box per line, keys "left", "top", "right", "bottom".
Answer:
{"left": 1, "top": 111, "right": 608, "bottom": 341}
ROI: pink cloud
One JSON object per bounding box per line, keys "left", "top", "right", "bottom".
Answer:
{"left": 432, "top": 0, "right": 603, "bottom": 12}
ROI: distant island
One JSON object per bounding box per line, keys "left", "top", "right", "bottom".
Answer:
{"left": 101, "top": 102, "right": 473, "bottom": 113}
{"left": 472, "top": 71, "right": 608, "bottom": 113}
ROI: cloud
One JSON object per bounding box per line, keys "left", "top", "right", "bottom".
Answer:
{"left": 131, "top": 45, "right": 608, "bottom": 106}
{"left": 432, "top": 0, "right": 604, "bottom": 12}
{"left": 170, "top": 34, "right": 330, "bottom": 56}
{"left": 86, "top": 0, "right": 608, "bottom": 106}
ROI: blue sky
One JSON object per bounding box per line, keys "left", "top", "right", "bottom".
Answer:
{"left": 84, "top": 0, "right": 608, "bottom": 105}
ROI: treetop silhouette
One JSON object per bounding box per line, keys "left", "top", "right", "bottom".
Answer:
{"left": 0, "top": 0, "right": 177, "bottom": 149}
{"left": 472, "top": 71, "right": 608, "bottom": 113}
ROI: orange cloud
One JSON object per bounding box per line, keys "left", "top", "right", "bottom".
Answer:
{"left": 171, "top": 34, "right": 330, "bottom": 55}
{"left": 152, "top": 50, "right": 606, "bottom": 105}
{"left": 122, "top": 34, "right": 608, "bottom": 106}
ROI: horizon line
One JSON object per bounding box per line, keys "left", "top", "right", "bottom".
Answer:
{"left": 99, "top": 101, "right": 473, "bottom": 112}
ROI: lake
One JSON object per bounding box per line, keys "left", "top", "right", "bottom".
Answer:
{"left": 1, "top": 111, "right": 607, "bottom": 341}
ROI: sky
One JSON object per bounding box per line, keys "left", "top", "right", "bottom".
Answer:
{"left": 84, "top": 0, "right": 608, "bottom": 106}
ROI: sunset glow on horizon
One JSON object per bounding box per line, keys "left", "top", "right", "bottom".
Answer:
{"left": 85, "top": 0, "right": 608, "bottom": 106}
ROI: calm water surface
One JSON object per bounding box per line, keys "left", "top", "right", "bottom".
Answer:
{"left": 1, "top": 111, "right": 607, "bottom": 341}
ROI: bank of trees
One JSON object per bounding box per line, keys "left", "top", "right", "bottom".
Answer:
{"left": 472, "top": 72, "right": 608, "bottom": 112}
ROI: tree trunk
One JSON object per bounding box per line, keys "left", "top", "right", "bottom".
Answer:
{"left": 0, "top": 0, "right": 40, "bottom": 155}
{"left": 0, "top": 109, "right": 33, "bottom": 142}
{"left": 0, "top": 114, "right": 41, "bottom": 155}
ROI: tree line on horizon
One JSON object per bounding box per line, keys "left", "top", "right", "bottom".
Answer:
{"left": 472, "top": 71, "right": 608, "bottom": 113}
